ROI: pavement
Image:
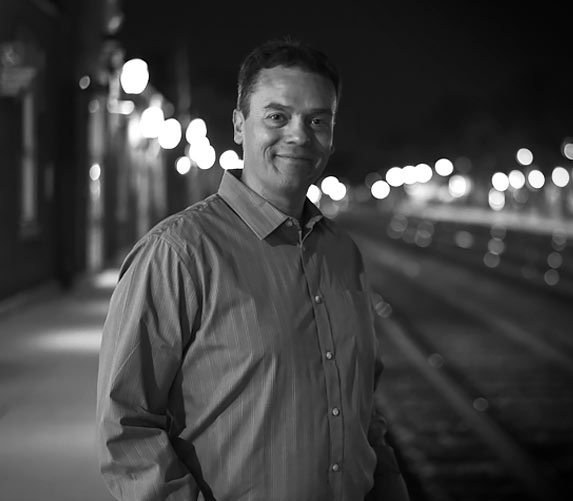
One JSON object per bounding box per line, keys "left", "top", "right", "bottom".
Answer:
{"left": 0, "top": 269, "right": 119, "bottom": 501}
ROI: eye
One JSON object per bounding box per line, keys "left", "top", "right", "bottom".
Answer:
{"left": 310, "top": 116, "right": 330, "bottom": 128}
{"left": 267, "top": 113, "right": 285, "bottom": 122}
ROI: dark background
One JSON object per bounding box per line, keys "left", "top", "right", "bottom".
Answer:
{"left": 119, "top": 0, "right": 572, "bottom": 183}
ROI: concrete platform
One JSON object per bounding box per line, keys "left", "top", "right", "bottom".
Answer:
{"left": 0, "top": 269, "right": 119, "bottom": 501}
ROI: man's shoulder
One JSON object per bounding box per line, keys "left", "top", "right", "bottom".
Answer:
{"left": 122, "top": 194, "right": 230, "bottom": 261}
{"left": 146, "top": 193, "right": 228, "bottom": 242}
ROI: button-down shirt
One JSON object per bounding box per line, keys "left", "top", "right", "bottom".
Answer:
{"left": 97, "top": 170, "right": 400, "bottom": 501}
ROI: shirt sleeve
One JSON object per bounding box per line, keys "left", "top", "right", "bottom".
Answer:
{"left": 96, "top": 235, "right": 200, "bottom": 501}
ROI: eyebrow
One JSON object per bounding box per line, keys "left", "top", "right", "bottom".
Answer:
{"left": 263, "top": 102, "right": 334, "bottom": 116}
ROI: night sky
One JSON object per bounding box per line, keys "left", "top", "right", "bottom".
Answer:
{"left": 120, "top": 0, "right": 572, "bottom": 183}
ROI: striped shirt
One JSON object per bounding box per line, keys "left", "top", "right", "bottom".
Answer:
{"left": 96, "top": 169, "right": 399, "bottom": 501}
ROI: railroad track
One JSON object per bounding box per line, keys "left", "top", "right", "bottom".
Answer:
{"left": 336, "top": 213, "right": 573, "bottom": 500}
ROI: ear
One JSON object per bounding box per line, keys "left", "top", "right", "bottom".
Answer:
{"left": 232, "top": 109, "right": 244, "bottom": 145}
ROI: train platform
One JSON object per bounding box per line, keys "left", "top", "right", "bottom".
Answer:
{"left": 0, "top": 270, "right": 118, "bottom": 501}
{"left": 0, "top": 203, "right": 570, "bottom": 501}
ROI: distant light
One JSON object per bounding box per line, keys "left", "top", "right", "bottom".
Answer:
{"left": 508, "top": 169, "right": 526, "bottom": 189}
{"left": 544, "top": 269, "right": 560, "bottom": 286}
{"left": 448, "top": 175, "right": 470, "bottom": 198}
{"left": 329, "top": 182, "right": 347, "bottom": 201}
{"left": 527, "top": 169, "right": 545, "bottom": 189}
{"left": 307, "top": 184, "right": 322, "bottom": 204}
{"left": 219, "top": 149, "right": 240, "bottom": 170}
{"left": 107, "top": 99, "right": 135, "bottom": 115}
{"left": 516, "top": 148, "right": 533, "bottom": 166}
{"left": 488, "top": 189, "right": 505, "bottom": 211}
{"left": 158, "top": 118, "right": 182, "bottom": 149}
{"left": 196, "top": 145, "right": 216, "bottom": 170}
{"left": 473, "top": 397, "right": 489, "bottom": 412}
{"left": 176, "top": 156, "right": 191, "bottom": 175}
{"left": 88, "top": 99, "right": 100, "bottom": 113}
{"left": 434, "top": 158, "right": 454, "bottom": 176}
{"left": 547, "top": 251, "right": 563, "bottom": 269}
{"left": 491, "top": 172, "right": 509, "bottom": 192}
{"left": 563, "top": 141, "right": 573, "bottom": 160}
{"left": 186, "top": 118, "right": 207, "bottom": 144}
{"left": 454, "top": 230, "right": 474, "bottom": 249}
{"left": 551, "top": 166, "right": 570, "bottom": 187}
{"left": 488, "top": 237, "right": 505, "bottom": 255}
{"left": 321, "top": 175, "right": 339, "bottom": 195}
{"left": 386, "top": 166, "right": 404, "bottom": 187}
{"left": 371, "top": 180, "right": 390, "bottom": 199}
{"left": 415, "top": 163, "right": 433, "bottom": 183}
{"left": 140, "top": 106, "right": 165, "bottom": 138}
{"left": 79, "top": 75, "right": 90, "bottom": 90}
{"left": 89, "top": 163, "right": 101, "bottom": 181}
{"left": 402, "top": 165, "right": 417, "bottom": 185}
{"left": 188, "top": 136, "right": 211, "bottom": 163}
{"left": 120, "top": 58, "right": 149, "bottom": 95}
{"left": 483, "top": 252, "right": 500, "bottom": 268}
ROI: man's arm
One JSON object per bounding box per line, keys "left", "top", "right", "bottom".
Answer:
{"left": 365, "top": 286, "right": 410, "bottom": 501}
{"left": 365, "top": 408, "right": 410, "bottom": 501}
{"left": 96, "top": 236, "right": 200, "bottom": 501}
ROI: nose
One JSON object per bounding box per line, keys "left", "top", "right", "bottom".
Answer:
{"left": 285, "top": 117, "right": 310, "bottom": 145}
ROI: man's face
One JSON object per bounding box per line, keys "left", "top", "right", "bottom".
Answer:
{"left": 233, "top": 65, "right": 336, "bottom": 204}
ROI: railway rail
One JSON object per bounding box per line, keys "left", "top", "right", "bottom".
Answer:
{"left": 336, "top": 209, "right": 572, "bottom": 500}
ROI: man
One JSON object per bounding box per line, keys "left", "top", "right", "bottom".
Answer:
{"left": 96, "top": 37, "right": 409, "bottom": 501}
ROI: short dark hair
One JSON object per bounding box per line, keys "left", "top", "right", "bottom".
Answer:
{"left": 236, "top": 36, "right": 342, "bottom": 117}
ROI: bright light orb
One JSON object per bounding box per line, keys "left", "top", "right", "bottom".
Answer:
{"left": 89, "top": 163, "right": 101, "bottom": 181}
{"left": 307, "top": 184, "right": 322, "bottom": 204}
{"left": 448, "top": 175, "right": 470, "bottom": 198}
{"left": 516, "top": 148, "right": 533, "bottom": 166}
{"left": 140, "top": 106, "right": 164, "bottom": 138}
{"left": 371, "top": 180, "right": 391, "bottom": 199}
{"left": 320, "top": 175, "right": 339, "bottom": 196}
{"left": 563, "top": 142, "right": 573, "bottom": 160}
{"left": 402, "top": 165, "right": 417, "bottom": 185}
{"left": 196, "top": 145, "right": 216, "bottom": 170}
{"left": 186, "top": 118, "right": 207, "bottom": 144}
{"left": 188, "top": 136, "right": 211, "bottom": 162}
{"left": 385, "top": 167, "right": 404, "bottom": 187}
{"left": 434, "top": 158, "right": 454, "bottom": 176}
{"left": 527, "top": 169, "right": 545, "bottom": 189}
{"left": 508, "top": 169, "right": 526, "bottom": 190}
{"left": 219, "top": 150, "right": 240, "bottom": 170}
{"left": 488, "top": 189, "right": 505, "bottom": 211}
{"left": 551, "top": 166, "right": 570, "bottom": 188}
{"left": 158, "top": 118, "right": 182, "bottom": 150}
{"left": 491, "top": 172, "right": 510, "bottom": 192}
{"left": 329, "top": 182, "right": 347, "bottom": 201}
{"left": 176, "top": 156, "right": 191, "bottom": 175}
{"left": 120, "top": 58, "right": 149, "bottom": 95}
{"left": 415, "top": 163, "right": 433, "bottom": 183}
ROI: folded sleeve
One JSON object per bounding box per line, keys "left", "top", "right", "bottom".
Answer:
{"left": 96, "top": 235, "right": 200, "bottom": 501}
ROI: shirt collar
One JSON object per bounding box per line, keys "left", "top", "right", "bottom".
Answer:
{"left": 218, "top": 169, "right": 324, "bottom": 240}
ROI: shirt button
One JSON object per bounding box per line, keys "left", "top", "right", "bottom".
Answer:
{"left": 325, "top": 351, "right": 334, "bottom": 360}
{"left": 314, "top": 295, "right": 322, "bottom": 304}
{"left": 285, "top": 219, "right": 294, "bottom": 227}
{"left": 331, "top": 463, "right": 340, "bottom": 472}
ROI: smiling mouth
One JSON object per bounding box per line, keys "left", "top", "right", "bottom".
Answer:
{"left": 275, "top": 154, "right": 313, "bottom": 162}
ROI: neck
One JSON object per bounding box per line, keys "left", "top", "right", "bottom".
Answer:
{"left": 240, "top": 173, "right": 306, "bottom": 221}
